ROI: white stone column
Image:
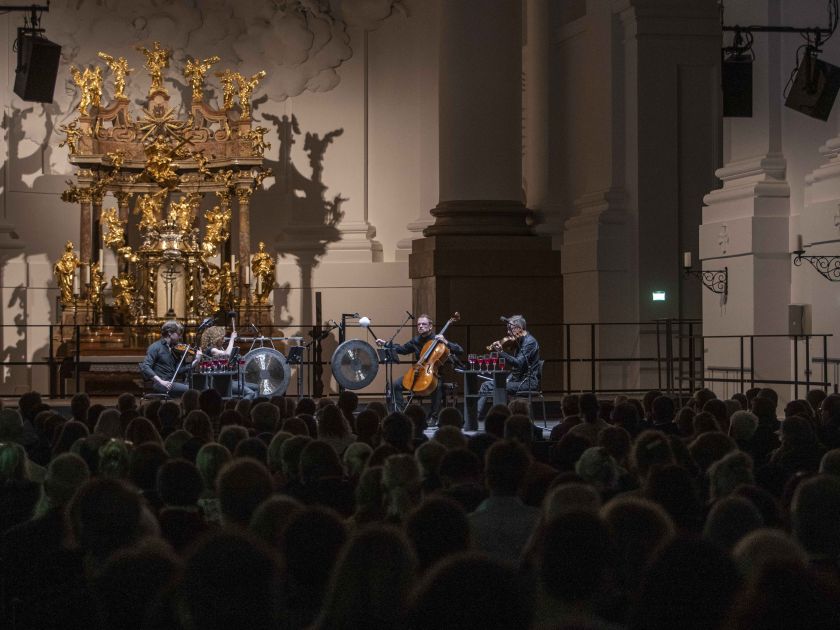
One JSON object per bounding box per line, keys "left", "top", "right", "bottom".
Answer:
{"left": 701, "top": 0, "right": 791, "bottom": 398}
{"left": 424, "top": 0, "right": 530, "bottom": 235}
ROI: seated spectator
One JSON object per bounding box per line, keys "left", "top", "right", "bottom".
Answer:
{"left": 629, "top": 538, "right": 740, "bottom": 630}
{"left": 790, "top": 474, "right": 840, "bottom": 580}
{"left": 652, "top": 396, "right": 679, "bottom": 434}
{"left": 163, "top": 429, "right": 192, "bottom": 459}
{"left": 438, "top": 448, "right": 486, "bottom": 513}
{"left": 708, "top": 450, "right": 754, "bottom": 502}
{"left": 569, "top": 393, "right": 608, "bottom": 445}
{"left": 484, "top": 405, "right": 511, "bottom": 439}
{"left": 543, "top": 482, "right": 602, "bottom": 519}
{"left": 278, "top": 435, "right": 312, "bottom": 497}
{"left": 250, "top": 401, "right": 280, "bottom": 435}
{"left": 90, "top": 539, "right": 179, "bottom": 630}
{"left": 70, "top": 392, "right": 90, "bottom": 425}
{"left": 94, "top": 408, "right": 123, "bottom": 439}
{"left": 312, "top": 525, "right": 416, "bottom": 630}
{"left": 382, "top": 412, "right": 414, "bottom": 453}
{"left": 282, "top": 507, "right": 348, "bottom": 629}
{"left": 349, "top": 466, "right": 386, "bottom": 528}
{"left": 819, "top": 448, "right": 840, "bottom": 476}
{"left": 409, "top": 552, "right": 532, "bottom": 630}
{"left": 337, "top": 390, "right": 359, "bottom": 429}
{"left": 158, "top": 400, "right": 181, "bottom": 438}
{"left": 1, "top": 453, "right": 89, "bottom": 629}
{"left": 406, "top": 497, "right": 470, "bottom": 574}
{"left": 533, "top": 512, "right": 616, "bottom": 629}
{"left": 382, "top": 454, "right": 423, "bottom": 523}
{"left": 729, "top": 409, "right": 759, "bottom": 450}
{"left": 354, "top": 409, "right": 381, "bottom": 447}
{"left": 404, "top": 404, "right": 429, "bottom": 444}
{"left": 366, "top": 401, "right": 388, "bottom": 421}
{"left": 233, "top": 437, "right": 269, "bottom": 464}
{"left": 689, "top": 431, "right": 737, "bottom": 476}
{"left": 342, "top": 441, "right": 372, "bottom": 484}
{"left": 432, "top": 425, "right": 467, "bottom": 450}
{"left": 216, "top": 458, "right": 274, "bottom": 528}
{"left": 128, "top": 442, "right": 169, "bottom": 513}
{"left": 469, "top": 440, "right": 539, "bottom": 564}
{"left": 437, "top": 406, "right": 464, "bottom": 430}
{"left": 575, "top": 446, "right": 622, "bottom": 499}
{"left": 219, "top": 425, "right": 249, "bottom": 454}
{"left": 769, "top": 415, "right": 825, "bottom": 479}
{"left": 51, "top": 420, "right": 89, "bottom": 459}
{"left": 644, "top": 464, "right": 704, "bottom": 534}
{"left": 732, "top": 528, "right": 808, "bottom": 580}
{"left": 611, "top": 402, "right": 641, "bottom": 437}
{"left": 266, "top": 431, "right": 292, "bottom": 482}
{"left": 117, "top": 392, "right": 137, "bottom": 414}
{"left": 702, "top": 398, "right": 730, "bottom": 433}
{"left": 180, "top": 389, "right": 200, "bottom": 415}
{"left": 631, "top": 430, "right": 674, "bottom": 484}
{"left": 249, "top": 494, "right": 303, "bottom": 549}
{"left": 98, "top": 438, "right": 131, "bottom": 479}
{"left": 703, "top": 496, "right": 763, "bottom": 551}
{"left": 179, "top": 531, "right": 282, "bottom": 630}
{"left": 415, "top": 440, "right": 447, "bottom": 494}
{"left": 317, "top": 404, "right": 356, "bottom": 455}
{"left": 125, "top": 417, "right": 163, "bottom": 446}
{"left": 195, "top": 442, "right": 230, "bottom": 525}
{"left": 157, "top": 459, "right": 208, "bottom": 553}
{"left": 297, "top": 440, "right": 355, "bottom": 517}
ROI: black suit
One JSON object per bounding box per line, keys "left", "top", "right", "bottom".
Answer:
{"left": 477, "top": 333, "right": 541, "bottom": 421}
{"left": 388, "top": 333, "right": 464, "bottom": 414}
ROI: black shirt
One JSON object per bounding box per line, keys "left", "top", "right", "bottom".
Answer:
{"left": 140, "top": 339, "right": 191, "bottom": 382}
{"left": 501, "top": 333, "right": 540, "bottom": 382}
{"left": 391, "top": 333, "right": 464, "bottom": 361}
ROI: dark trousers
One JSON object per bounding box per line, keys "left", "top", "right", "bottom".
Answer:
{"left": 393, "top": 377, "right": 443, "bottom": 416}
{"left": 152, "top": 380, "right": 189, "bottom": 397}
{"left": 476, "top": 377, "right": 536, "bottom": 421}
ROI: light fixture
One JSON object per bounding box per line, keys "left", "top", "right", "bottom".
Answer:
{"left": 683, "top": 251, "right": 729, "bottom": 298}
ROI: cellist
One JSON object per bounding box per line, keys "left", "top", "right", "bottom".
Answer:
{"left": 376, "top": 313, "right": 463, "bottom": 418}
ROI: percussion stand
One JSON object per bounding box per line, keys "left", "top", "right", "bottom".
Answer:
{"left": 378, "top": 312, "right": 413, "bottom": 413}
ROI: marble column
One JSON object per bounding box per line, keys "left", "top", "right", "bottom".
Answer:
{"left": 237, "top": 187, "right": 252, "bottom": 290}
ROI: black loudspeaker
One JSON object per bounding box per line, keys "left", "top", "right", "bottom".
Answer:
{"left": 785, "top": 56, "right": 840, "bottom": 121}
{"left": 14, "top": 33, "right": 62, "bottom": 103}
{"left": 722, "top": 57, "right": 753, "bottom": 117}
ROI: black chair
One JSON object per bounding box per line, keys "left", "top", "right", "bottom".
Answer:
{"left": 516, "top": 359, "right": 547, "bottom": 427}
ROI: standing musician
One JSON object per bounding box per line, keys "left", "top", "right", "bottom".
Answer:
{"left": 376, "top": 313, "right": 463, "bottom": 417}
{"left": 140, "top": 320, "right": 202, "bottom": 397}
{"left": 477, "top": 314, "right": 541, "bottom": 423}
{"left": 199, "top": 326, "right": 257, "bottom": 399}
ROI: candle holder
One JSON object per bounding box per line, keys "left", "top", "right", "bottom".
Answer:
{"left": 684, "top": 264, "right": 728, "bottom": 296}
{"left": 792, "top": 248, "right": 840, "bottom": 281}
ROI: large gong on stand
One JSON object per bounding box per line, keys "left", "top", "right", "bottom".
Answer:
{"left": 330, "top": 339, "right": 379, "bottom": 390}
{"left": 242, "top": 347, "right": 291, "bottom": 396}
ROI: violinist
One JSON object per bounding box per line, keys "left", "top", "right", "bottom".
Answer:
{"left": 477, "top": 314, "right": 541, "bottom": 423}
{"left": 140, "top": 320, "right": 202, "bottom": 397}
{"left": 199, "top": 326, "right": 257, "bottom": 399}
{"left": 376, "top": 313, "right": 463, "bottom": 417}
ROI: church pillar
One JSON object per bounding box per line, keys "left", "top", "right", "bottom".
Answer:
{"left": 410, "top": 0, "right": 562, "bottom": 375}
{"left": 236, "top": 186, "right": 252, "bottom": 290}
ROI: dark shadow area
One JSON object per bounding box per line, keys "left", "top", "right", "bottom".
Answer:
{"left": 250, "top": 111, "right": 348, "bottom": 333}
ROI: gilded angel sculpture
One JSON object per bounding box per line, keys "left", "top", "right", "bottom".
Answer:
{"left": 184, "top": 55, "right": 221, "bottom": 102}
{"left": 202, "top": 205, "right": 231, "bottom": 256}
{"left": 97, "top": 52, "right": 133, "bottom": 99}
{"left": 70, "top": 66, "right": 103, "bottom": 116}
{"left": 235, "top": 71, "right": 266, "bottom": 119}
{"left": 101, "top": 207, "right": 127, "bottom": 250}
{"left": 53, "top": 241, "right": 80, "bottom": 305}
{"left": 136, "top": 41, "right": 171, "bottom": 94}
{"left": 251, "top": 242, "right": 275, "bottom": 305}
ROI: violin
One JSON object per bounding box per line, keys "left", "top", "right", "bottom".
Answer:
{"left": 172, "top": 343, "right": 198, "bottom": 361}
{"left": 402, "top": 312, "right": 460, "bottom": 397}
{"left": 486, "top": 329, "right": 525, "bottom": 352}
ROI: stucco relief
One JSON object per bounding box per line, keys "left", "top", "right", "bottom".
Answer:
{"left": 10, "top": 0, "right": 401, "bottom": 175}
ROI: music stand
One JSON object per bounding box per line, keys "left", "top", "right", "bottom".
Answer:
{"left": 287, "top": 345, "right": 305, "bottom": 399}
{"left": 378, "top": 346, "right": 400, "bottom": 411}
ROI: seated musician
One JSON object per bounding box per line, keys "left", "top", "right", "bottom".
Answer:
{"left": 140, "top": 320, "right": 202, "bottom": 397}
{"left": 477, "top": 315, "right": 541, "bottom": 424}
{"left": 376, "top": 313, "right": 463, "bottom": 418}
{"left": 199, "top": 326, "right": 257, "bottom": 399}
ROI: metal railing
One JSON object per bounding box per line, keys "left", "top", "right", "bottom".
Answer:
{"left": 0, "top": 320, "right": 832, "bottom": 399}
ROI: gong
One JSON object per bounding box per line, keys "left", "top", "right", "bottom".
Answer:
{"left": 330, "top": 339, "right": 379, "bottom": 390}
{"left": 242, "top": 347, "right": 291, "bottom": 397}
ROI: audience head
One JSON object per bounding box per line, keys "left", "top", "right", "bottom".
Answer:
{"left": 251, "top": 402, "right": 280, "bottom": 434}
{"left": 708, "top": 450, "right": 754, "bottom": 501}
{"left": 579, "top": 393, "right": 599, "bottom": 422}
{"left": 279, "top": 435, "right": 312, "bottom": 480}
{"left": 217, "top": 458, "right": 274, "bottom": 528}
{"left": 342, "top": 441, "right": 372, "bottom": 479}
{"left": 790, "top": 474, "right": 840, "bottom": 559}
{"left": 98, "top": 438, "right": 131, "bottom": 478}
{"left": 43, "top": 452, "right": 90, "bottom": 509}
{"left": 94, "top": 408, "right": 123, "bottom": 439}
{"left": 406, "top": 497, "right": 469, "bottom": 573}
{"left": 198, "top": 388, "right": 223, "bottom": 419}
{"left": 234, "top": 437, "right": 268, "bottom": 464}
{"left": 575, "top": 446, "right": 620, "bottom": 494}
{"left": 729, "top": 410, "right": 759, "bottom": 442}
{"left": 128, "top": 442, "right": 169, "bottom": 492}
{"left": 437, "top": 406, "right": 464, "bottom": 430}
{"left": 125, "top": 417, "right": 162, "bottom": 446}
{"left": 819, "top": 448, "right": 840, "bottom": 476}
{"left": 382, "top": 454, "right": 422, "bottom": 521}
{"left": 382, "top": 412, "right": 414, "bottom": 451}
{"left": 157, "top": 458, "right": 203, "bottom": 507}
{"left": 249, "top": 494, "right": 303, "bottom": 549}
{"left": 116, "top": 392, "right": 137, "bottom": 413}
{"left": 732, "top": 528, "right": 808, "bottom": 579}
{"left": 485, "top": 439, "right": 530, "bottom": 497}
{"left": 543, "top": 482, "right": 601, "bottom": 519}
{"left": 195, "top": 442, "right": 231, "bottom": 494}
{"left": 70, "top": 392, "right": 91, "bottom": 424}
{"left": 403, "top": 404, "right": 428, "bottom": 438}
{"left": 631, "top": 430, "right": 674, "bottom": 480}
{"left": 299, "top": 439, "right": 343, "bottom": 484}
{"left": 432, "top": 425, "right": 467, "bottom": 450}
{"left": 703, "top": 496, "right": 763, "bottom": 551}
{"left": 503, "top": 414, "right": 534, "bottom": 444}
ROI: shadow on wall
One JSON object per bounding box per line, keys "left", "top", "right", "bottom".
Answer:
{"left": 251, "top": 112, "right": 347, "bottom": 334}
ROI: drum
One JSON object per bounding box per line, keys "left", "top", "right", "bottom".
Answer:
{"left": 242, "top": 347, "right": 291, "bottom": 397}
{"left": 330, "top": 339, "right": 379, "bottom": 390}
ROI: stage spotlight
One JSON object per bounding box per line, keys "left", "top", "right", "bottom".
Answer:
{"left": 14, "top": 30, "right": 62, "bottom": 103}
{"left": 785, "top": 48, "right": 840, "bottom": 121}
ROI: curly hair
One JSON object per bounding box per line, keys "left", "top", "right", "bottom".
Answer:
{"left": 200, "top": 326, "right": 226, "bottom": 351}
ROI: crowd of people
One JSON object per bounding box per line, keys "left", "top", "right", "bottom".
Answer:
{"left": 2, "top": 385, "right": 840, "bottom": 629}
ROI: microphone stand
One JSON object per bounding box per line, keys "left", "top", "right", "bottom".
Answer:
{"left": 379, "top": 312, "right": 413, "bottom": 412}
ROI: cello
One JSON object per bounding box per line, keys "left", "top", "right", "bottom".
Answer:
{"left": 402, "top": 312, "right": 460, "bottom": 396}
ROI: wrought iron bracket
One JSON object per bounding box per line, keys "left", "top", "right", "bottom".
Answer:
{"left": 684, "top": 266, "right": 728, "bottom": 296}
{"left": 793, "top": 252, "right": 840, "bottom": 281}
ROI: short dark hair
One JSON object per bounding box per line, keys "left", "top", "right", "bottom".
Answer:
{"left": 157, "top": 458, "right": 203, "bottom": 507}
{"left": 217, "top": 459, "right": 273, "bottom": 527}
{"left": 160, "top": 320, "right": 183, "bottom": 337}
{"left": 485, "top": 440, "right": 531, "bottom": 495}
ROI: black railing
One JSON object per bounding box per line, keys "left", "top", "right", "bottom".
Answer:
{"left": 0, "top": 320, "right": 832, "bottom": 399}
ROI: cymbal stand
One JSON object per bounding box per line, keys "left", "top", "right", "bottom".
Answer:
{"left": 380, "top": 312, "right": 413, "bottom": 412}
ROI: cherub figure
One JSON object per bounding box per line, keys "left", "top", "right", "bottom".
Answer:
{"left": 245, "top": 126, "right": 271, "bottom": 157}
{"left": 202, "top": 205, "right": 231, "bottom": 256}
{"left": 101, "top": 207, "right": 127, "bottom": 250}
{"left": 135, "top": 193, "right": 162, "bottom": 232}
{"left": 214, "top": 69, "right": 237, "bottom": 110}
{"left": 184, "top": 55, "right": 221, "bottom": 103}
{"left": 136, "top": 41, "right": 171, "bottom": 94}
{"left": 201, "top": 263, "right": 222, "bottom": 310}
{"left": 70, "top": 66, "right": 103, "bottom": 116}
{"left": 167, "top": 195, "right": 198, "bottom": 232}
{"left": 97, "top": 52, "right": 133, "bottom": 99}
{"left": 111, "top": 272, "right": 136, "bottom": 314}
{"left": 58, "top": 121, "right": 82, "bottom": 154}
{"left": 251, "top": 241, "right": 275, "bottom": 305}
{"left": 53, "top": 241, "right": 80, "bottom": 305}
{"left": 235, "top": 70, "right": 266, "bottom": 119}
